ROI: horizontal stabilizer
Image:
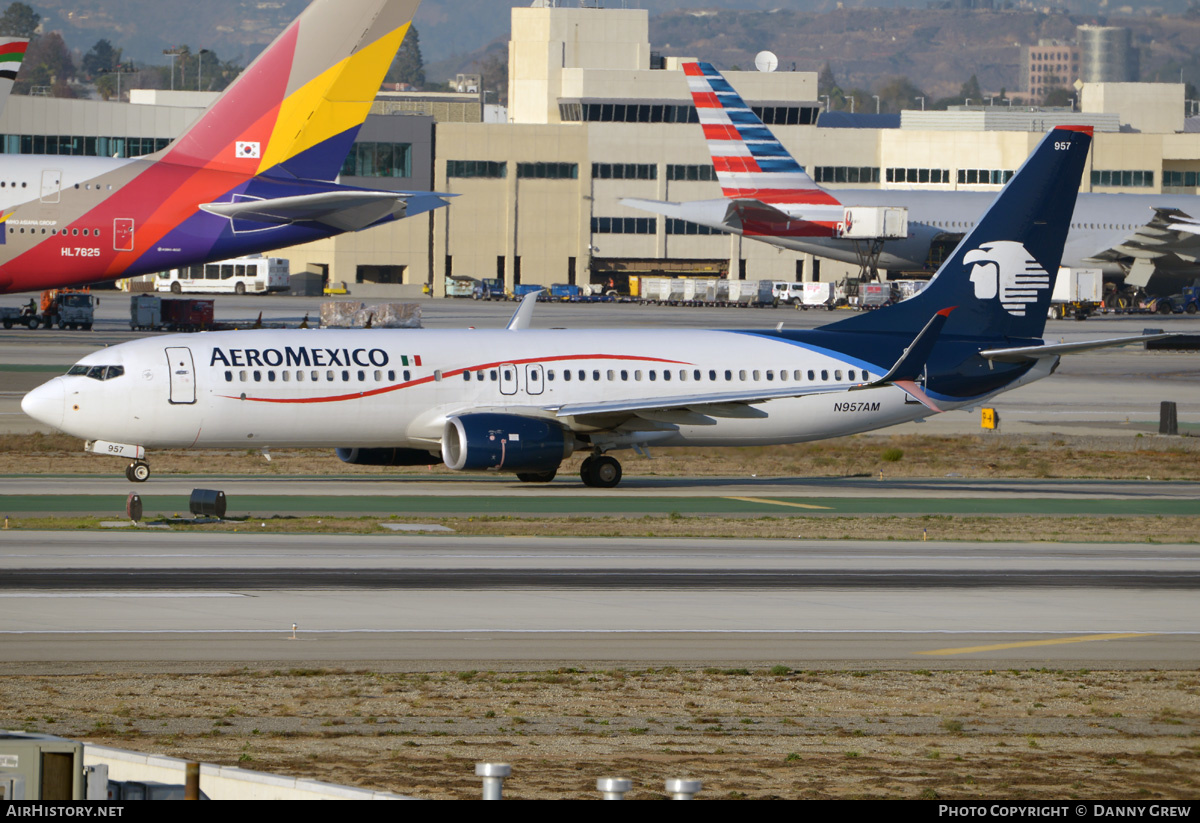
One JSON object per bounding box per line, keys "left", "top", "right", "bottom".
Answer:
{"left": 200, "top": 190, "right": 450, "bottom": 232}
{"left": 723, "top": 198, "right": 796, "bottom": 229}
{"left": 979, "top": 333, "right": 1178, "bottom": 362}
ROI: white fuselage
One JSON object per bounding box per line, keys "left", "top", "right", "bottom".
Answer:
{"left": 23, "top": 328, "right": 1008, "bottom": 456}
{"left": 652, "top": 190, "right": 1200, "bottom": 277}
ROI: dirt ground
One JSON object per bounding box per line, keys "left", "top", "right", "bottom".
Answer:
{"left": 4, "top": 667, "right": 1199, "bottom": 800}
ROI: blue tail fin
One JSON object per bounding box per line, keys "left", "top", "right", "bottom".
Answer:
{"left": 825, "top": 126, "right": 1093, "bottom": 341}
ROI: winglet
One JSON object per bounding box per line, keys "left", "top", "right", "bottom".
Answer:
{"left": 865, "top": 307, "right": 956, "bottom": 387}
{"left": 506, "top": 289, "right": 542, "bottom": 331}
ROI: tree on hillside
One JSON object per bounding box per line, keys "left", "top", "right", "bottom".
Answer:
{"left": 1042, "top": 87, "right": 1073, "bottom": 108}
{"left": 875, "top": 76, "right": 927, "bottom": 113}
{"left": 476, "top": 47, "right": 507, "bottom": 105}
{"left": 0, "top": 2, "right": 38, "bottom": 38}
{"left": 17, "top": 31, "right": 74, "bottom": 97}
{"left": 82, "top": 39, "right": 121, "bottom": 80}
{"left": 959, "top": 74, "right": 983, "bottom": 104}
{"left": 386, "top": 25, "right": 424, "bottom": 89}
{"left": 817, "top": 62, "right": 837, "bottom": 97}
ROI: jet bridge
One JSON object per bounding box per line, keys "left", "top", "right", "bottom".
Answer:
{"left": 836, "top": 206, "right": 909, "bottom": 298}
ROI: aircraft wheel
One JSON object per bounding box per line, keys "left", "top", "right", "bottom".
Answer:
{"left": 128, "top": 461, "right": 150, "bottom": 483}
{"left": 581, "top": 455, "right": 621, "bottom": 488}
{"left": 516, "top": 469, "right": 557, "bottom": 483}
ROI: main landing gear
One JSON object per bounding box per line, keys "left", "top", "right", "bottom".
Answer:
{"left": 125, "top": 460, "right": 150, "bottom": 483}
{"left": 580, "top": 454, "right": 622, "bottom": 488}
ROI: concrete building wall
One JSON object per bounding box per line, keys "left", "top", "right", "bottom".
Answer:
{"left": 1082, "top": 82, "right": 1184, "bottom": 135}
{"left": 509, "top": 6, "right": 650, "bottom": 125}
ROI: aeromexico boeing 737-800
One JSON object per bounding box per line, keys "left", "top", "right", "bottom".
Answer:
{"left": 0, "top": 0, "right": 446, "bottom": 295}
{"left": 21, "top": 127, "right": 1166, "bottom": 487}
{"left": 626, "top": 62, "right": 1200, "bottom": 293}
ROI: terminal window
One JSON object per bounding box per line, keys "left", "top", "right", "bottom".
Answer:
{"left": 593, "top": 163, "right": 656, "bottom": 180}
{"left": 341, "top": 142, "right": 412, "bottom": 178}
{"left": 591, "top": 216, "right": 656, "bottom": 234}
{"left": 887, "top": 167, "right": 951, "bottom": 184}
{"left": 667, "top": 165, "right": 717, "bottom": 182}
{"left": 957, "top": 169, "right": 1015, "bottom": 185}
{"left": 1091, "top": 169, "right": 1154, "bottom": 188}
{"left": 814, "top": 166, "right": 880, "bottom": 184}
{"left": 447, "top": 160, "right": 507, "bottom": 179}
{"left": 517, "top": 162, "right": 578, "bottom": 179}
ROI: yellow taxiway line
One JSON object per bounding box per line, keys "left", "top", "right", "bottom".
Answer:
{"left": 726, "top": 496, "right": 832, "bottom": 511}
{"left": 916, "top": 633, "right": 1158, "bottom": 656}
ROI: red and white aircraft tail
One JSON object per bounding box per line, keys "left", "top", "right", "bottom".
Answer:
{"left": 625, "top": 61, "right": 841, "bottom": 239}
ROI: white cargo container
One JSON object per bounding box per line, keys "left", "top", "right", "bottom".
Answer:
{"left": 795, "top": 282, "right": 839, "bottom": 309}
{"left": 1049, "top": 267, "right": 1104, "bottom": 319}
{"left": 838, "top": 206, "right": 909, "bottom": 239}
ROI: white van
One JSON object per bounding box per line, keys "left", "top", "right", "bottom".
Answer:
{"left": 157, "top": 256, "right": 290, "bottom": 295}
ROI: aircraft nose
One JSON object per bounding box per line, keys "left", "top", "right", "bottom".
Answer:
{"left": 21, "top": 378, "right": 65, "bottom": 431}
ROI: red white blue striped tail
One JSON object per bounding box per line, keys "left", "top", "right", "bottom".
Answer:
{"left": 684, "top": 61, "right": 840, "bottom": 206}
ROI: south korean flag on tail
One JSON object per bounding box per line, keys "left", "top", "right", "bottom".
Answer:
{"left": 235, "top": 141, "right": 261, "bottom": 159}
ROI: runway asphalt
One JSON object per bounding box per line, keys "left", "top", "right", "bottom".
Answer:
{"left": 2, "top": 532, "right": 1197, "bottom": 667}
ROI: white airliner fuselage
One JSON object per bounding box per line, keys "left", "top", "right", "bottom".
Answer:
{"left": 641, "top": 189, "right": 1200, "bottom": 278}
{"left": 26, "top": 329, "right": 1000, "bottom": 453}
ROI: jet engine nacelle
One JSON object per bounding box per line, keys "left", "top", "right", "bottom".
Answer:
{"left": 336, "top": 447, "right": 442, "bottom": 466}
{"left": 441, "top": 413, "right": 575, "bottom": 473}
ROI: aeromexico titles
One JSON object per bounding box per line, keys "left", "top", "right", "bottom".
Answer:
{"left": 22, "top": 125, "right": 1172, "bottom": 488}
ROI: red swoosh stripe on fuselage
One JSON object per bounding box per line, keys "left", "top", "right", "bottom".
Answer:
{"left": 218, "top": 353, "right": 692, "bottom": 404}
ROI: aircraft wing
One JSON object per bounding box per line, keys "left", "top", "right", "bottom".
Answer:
{"left": 552, "top": 383, "right": 858, "bottom": 422}
{"left": 979, "top": 333, "right": 1178, "bottom": 362}
{"left": 201, "top": 190, "right": 451, "bottom": 232}
{"left": 1088, "top": 207, "right": 1200, "bottom": 285}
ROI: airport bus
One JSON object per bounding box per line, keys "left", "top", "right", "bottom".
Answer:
{"left": 156, "top": 256, "right": 290, "bottom": 295}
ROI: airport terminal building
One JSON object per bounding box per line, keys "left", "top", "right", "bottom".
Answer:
{"left": 0, "top": 4, "right": 1197, "bottom": 296}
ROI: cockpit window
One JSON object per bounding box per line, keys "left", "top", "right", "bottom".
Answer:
{"left": 68, "top": 364, "right": 124, "bottom": 381}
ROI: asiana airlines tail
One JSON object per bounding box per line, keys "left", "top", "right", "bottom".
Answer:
{"left": 20, "top": 126, "right": 1168, "bottom": 487}
{"left": 0, "top": 0, "right": 446, "bottom": 295}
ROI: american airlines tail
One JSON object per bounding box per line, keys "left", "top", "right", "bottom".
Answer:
{"left": 623, "top": 61, "right": 843, "bottom": 238}
{"left": 684, "top": 61, "right": 837, "bottom": 208}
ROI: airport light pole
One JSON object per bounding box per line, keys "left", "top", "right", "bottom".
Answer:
{"left": 197, "top": 49, "right": 212, "bottom": 92}
{"left": 849, "top": 96, "right": 855, "bottom": 114}
{"left": 873, "top": 95, "right": 880, "bottom": 113}
{"left": 821, "top": 94, "right": 830, "bottom": 113}
{"left": 915, "top": 96, "right": 924, "bottom": 111}
{"left": 99, "top": 63, "right": 137, "bottom": 102}
{"left": 162, "top": 48, "right": 183, "bottom": 91}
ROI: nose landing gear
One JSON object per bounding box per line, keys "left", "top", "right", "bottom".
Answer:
{"left": 125, "top": 461, "right": 150, "bottom": 483}
{"left": 580, "top": 454, "right": 622, "bottom": 488}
